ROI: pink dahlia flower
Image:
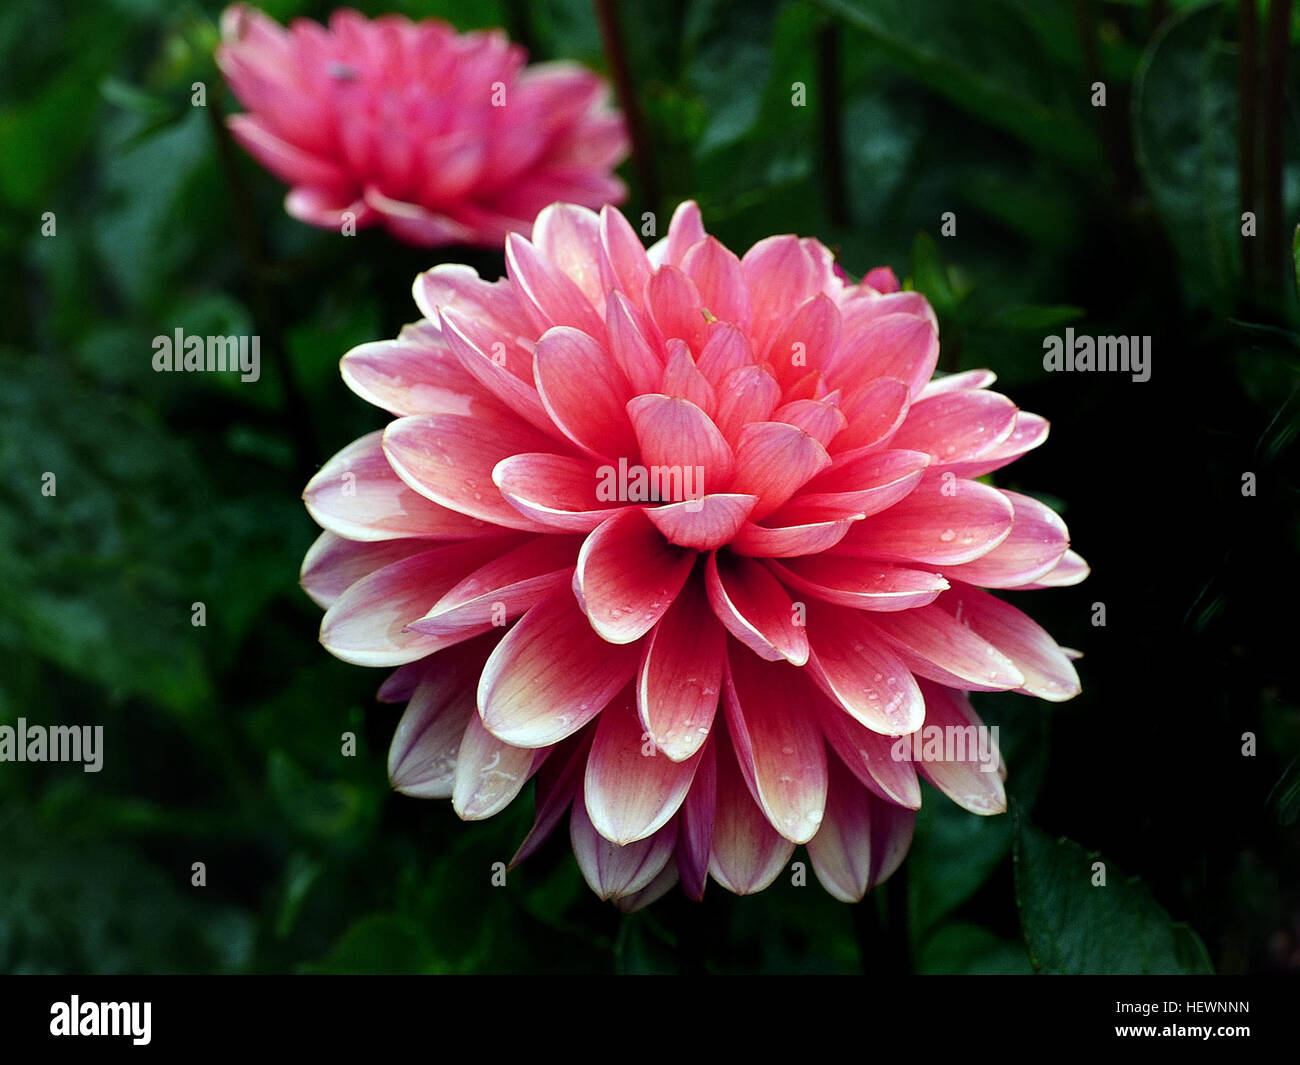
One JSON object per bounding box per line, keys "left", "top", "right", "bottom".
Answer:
{"left": 301, "top": 201, "right": 1087, "bottom": 908}
{"left": 216, "top": 5, "right": 628, "bottom": 246}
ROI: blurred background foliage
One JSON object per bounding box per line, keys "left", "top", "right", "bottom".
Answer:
{"left": 1, "top": 0, "right": 1298, "bottom": 974}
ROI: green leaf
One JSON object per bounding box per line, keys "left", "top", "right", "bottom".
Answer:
{"left": 909, "top": 232, "right": 957, "bottom": 312}
{"left": 309, "top": 913, "right": 436, "bottom": 975}
{"left": 1132, "top": 2, "right": 1241, "bottom": 311}
{"left": 819, "top": 0, "right": 1103, "bottom": 170}
{"left": 1014, "top": 815, "right": 1214, "bottom": 974}
{"left": 985, "top": 304, "right": 1086, "bottom": 332}
{"left": 908, "top": 788, "right": 1013, "bottom": 934}
{"left": 1293, "top": 223, "right": 1300, "bottom": 308}
{"left": 917, "top": 921, "right": 1033, "bottom": 974}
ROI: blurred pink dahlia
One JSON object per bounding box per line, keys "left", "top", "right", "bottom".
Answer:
{"left": 216, "top": 6, "right": 628, "bottom": 246}
{"left": 301, "top": 201, "right": 1087, "bottom": 908}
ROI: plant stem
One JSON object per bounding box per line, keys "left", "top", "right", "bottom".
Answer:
{"left": 593, "top": 0, "right": 659, "bottom": 216}
{"left": 1240, "top": 0, "right": 1259, "bottom": 292}
{"left": 1263, "top": 0, "right": 1293, "bottom": 291}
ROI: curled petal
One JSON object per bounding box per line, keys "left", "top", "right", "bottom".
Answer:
{"left": 321, "top": 539, "right": 519, "bottom": 666}
{"left": 708, "top": 726, "right": 796, "bottom": 894}
{"left": 806, "top": 755, "right": 916, "bottom": 901}
{"left": 803, "top": 601, "right": 926, "bottom": 735}
{"left": 305, "top": 432, "right": 494, "bottom": 542}
{"left": 935, "top": 584, "right": 1081, "bottom": 701}
{"left": 585, "top": 688, "right": 703, "bottom": 844}
{"left": 722, "top": 644, "right": 827, "bottom": 843}
{"left": 575, "top": 508, "right": 695, "bottom": 644}
{"left": 570, "top": 793, "right": 676, "bottom": 900}
{"left": 638, "top": 578, "right": 726, "bottom": 762}
{"left": 706, "top": 552, "right": 810, "bottom": 665}
{"left": 833, "top": 473, "right": 1014, "bottom": 566}
{"left": 383, "top": 413, "right": 558, "bottom": 532}
{"left": 904, "top": 680, "right": 1007, "bottom": 814}
{"left": 478, "top": 584, "right": 641, "bottom": 747}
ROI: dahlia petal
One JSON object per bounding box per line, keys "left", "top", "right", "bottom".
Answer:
{"left": 382, "top": 413, "right": 557, "bottom": 532}
{"left": 626, "top": 394, "right": 736, "bottom": 486}
{"left": 806, "top": 756, "right": 916, "bottom": 901}
{"left": 729, "top": 422, "right": 831, "bottom": 521}
{"left": 845, "top": 312, "right": 939, "bottom": 398}
{"left": 505, "top": 232, "right": 605, "bottom": 337}
{"left": 531, "top": 202, "right": 605, "bottom": 311}
{"left": 918, "top": 368, "right": 997, "bottom": 398}
{"left": 741, "top": 235, "right": 824, "bottom": 352}
{"left": 613, "top": 859, "right": 680, "bottom": 912}
{"left": 939, "top": 490, "right": 1069, "bottom": 588}
{"left": 304, "top": 432, "right": 493, "bottom": 541}
{"left": 377, "top": 659, "right": 431, "bottom": 704}
{"left": 856, "top": 266, "right": 896, "bottom": 293}
{"left": 320, "top": 539, "right": 516, "bottom": 666}
{"left": 417, "top": 130, "right": 486, "bottom": 204}
{"left": 676, "top": 738, "right": 716, "bottom": 900}
{"left": 831, "top": 376, "right": 911, "bottom": 456}
{"left": 889, "top": 390, "right": 1019, "bottom": 465}
{"left": 575, "top": 509, "right": 695, "bottom": 644}
{"left": 681, "top": 236, "right": 751, "bottom": 327}
{"left": 935, "top": 584, "right": 1081, "bottom": 701}
{"left": 713, "top": 365, "right": 782, "bottom": 444}
{"left": 867, "top": 603, "right": 1026, "bottom": 691}
{"left": 439, "top": 309, "right": 559, "bottom": 438}
{"left": 452, "top": 714, "right": 540, "bottom": 819}
{"left": 646, "top": 265, "right": 709, "bottom": 352}
{"left": 638, "top": 578, "right": 726, "bottom": 762}
{"left": 782, "top": 368, "right": 831, "bottom": 404}
{"left": 284, "top": 187, "right": 374, "bottom": 230}
{"left": 570, "top": 794, "right": 676, "bottom": 899}
{"left": 708, "top": 727, "right": 796, "bottom": 893}
{"left": 649, "top": 200, "right": 706, "bottom": 268}
{"left": 412, "top": 263, "right": 533, "bottom": 343}
{"left": 909, "top": 680, "right": 1007, "bottom": 814}
{"left": 226, "top": 113, "right": 350, "bottom": 189}
{"left": 492, "top": 452, "right": 623, "bottom": 531}
{"left": 729, "top": 517, "right": 855, "bottom": 558}
{"left": 387, "top": 641, "right": 485, "bottom": 797}
{"left": 660, "top": 339, "right": 717, "bottom": 416}
{"left": 534, "top": 326, "right": 638, "bottom": 460}
{"left": 766, "top": 555, "right": 948, "bottom": 613}
{"left": 300, "top": 531, "right": 440, "bottom": 609}
{"left": 706, "top": 552, "right": 810, "bottom": 665}
{"left": 478, "top": 584, "right": 641, "bottom": 747}
{"left": 598, "top": 206, "right": 653, "bottom": 312}
{"left": 838, "top": 288, "right": 938, "bottom": 355}
{"left": 813, "top": 690, "right": 921, "bottom": 808}
{"left": 771, "top": 398, "right": 848, "bottom": 450}
{"left": 362, "top": 186, "right": 475, "bottom": 246}
{"left": 511, "top": 728, "right": 593, "bottom": 867}
{"left": 585, "top": 688, "right": 703, "bottom": 844}
{"left": 763, "top": 293, "right": 842, "bottom": 384}
{"left": 722, "top": 646, "right": 827, "bottom": 843}
{"left": 696, "top": 323, "right": 756, "bottom": 387}
{"left": 408, "top": 535, "right": 581, "bottom": 636}
{"left": 604, "top": 290, "right": 664, "bottom": 394}
{"left": 795, "top": 448, "right": 930, "bottom": 518}
{"left": 1014, "top": 548, "right": 1090, "bottom": 589}
{"left": 803, "top": 602, "right": 926, "bottom": 735}
{"left": 341, "top": 335, "right": 498, "bottom": 418}
{"left": 834, "top": 473, "right": 1014, "bottom": 566}
{"left": 644, "top": 493, "right": 758, "bottom": 551}
{"left": 946, "top": 412, "right": 1050, "bottom": 478}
